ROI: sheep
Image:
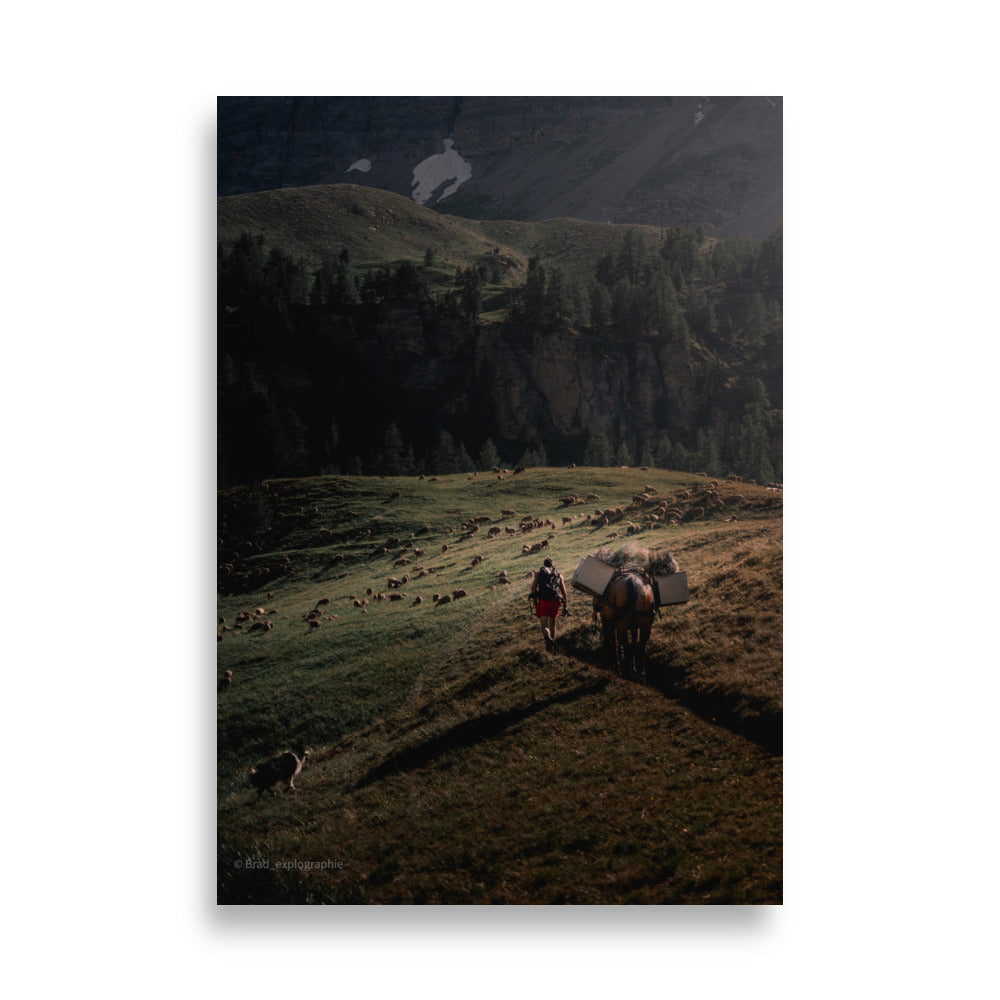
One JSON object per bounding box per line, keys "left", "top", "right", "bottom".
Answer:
{"left": 309, "top": 619, "right": 322, "bottom": 628}
{"left": 388, "top": 592, "right": 405, "bottom": 602}
{"left": 436, "top": 594, "right": 452, "bottom": 605}
{"left": 471, "top": 555, "right": 484, "bottom": 566}
{"left": 316, "top": 597, "right": 331, "bottom": 607}
{"left": 413, "top": 595, "right": 423, "bottom": 605}
{"left": 218, "top": 669, "right": 232, "bottom": 690}
{"left": 452, "top": 589, "right": 468, "bottom": 600}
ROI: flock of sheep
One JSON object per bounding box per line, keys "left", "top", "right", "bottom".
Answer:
{"left": 218, "top": 472, "right": 778, "bottom": 658}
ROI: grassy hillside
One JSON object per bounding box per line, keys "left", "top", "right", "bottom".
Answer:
{"left": 217, "top": 466, "right": 782, "bottom": 904}
{"left": 218, "top": 183, "right": 677, "bottom": 303}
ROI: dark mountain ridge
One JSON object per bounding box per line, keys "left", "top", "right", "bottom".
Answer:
{"left": 218, "top": 96, "right": 782, "bottom": 239}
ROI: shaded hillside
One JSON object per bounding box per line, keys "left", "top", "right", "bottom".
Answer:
{"left": 218, "top": 186, "right": 781, "bottom": 489}
{"left": 218, "top": 96, "right": 782, "bottom": 239}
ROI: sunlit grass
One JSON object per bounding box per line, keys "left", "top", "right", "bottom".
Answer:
{"left": 218, "top": 467, "right": 782, "bottom": 903}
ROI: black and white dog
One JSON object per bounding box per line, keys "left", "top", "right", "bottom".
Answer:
{"left": 249, "top": 744, "right": 309, "bottom": 799}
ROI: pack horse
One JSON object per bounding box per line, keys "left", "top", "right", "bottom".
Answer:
{"left": 570, "top": 552, "right": 689, "bottom": 683}
{"left": 596, "top": 570, "right": 656, "bottom": 681}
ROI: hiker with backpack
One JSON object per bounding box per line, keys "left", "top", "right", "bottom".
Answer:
{"left": 531, "top": 556, "right": 569, "bottom": 651}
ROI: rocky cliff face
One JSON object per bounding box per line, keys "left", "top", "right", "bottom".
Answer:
{"left": 218, "top": 96, "right": 781, "bottom": 238}
{"left": 343, "top": 300, "right": 703, "bottom": 462}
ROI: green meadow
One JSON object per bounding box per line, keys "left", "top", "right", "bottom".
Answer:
{"left": 217, "top": 465, "right": 782, "bottom": 903}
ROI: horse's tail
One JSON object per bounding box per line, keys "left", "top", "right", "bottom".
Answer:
{"left": 607, "top": 575, "right": 651, "bottom": 629}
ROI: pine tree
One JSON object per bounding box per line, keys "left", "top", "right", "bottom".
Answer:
{"left": 583, "top": 433, "right": 613, "bottom": 467}
{"left": 523, "top": 257, "right": 547, "bottom": 327}
{"left": 478, "top": 438, "right": 502, "bottom": 470}
{"left": 694, "top": 427, "right": 723, "bottom": 478}
{"left": 375, "top": 423, "right": 408, "bottom": 476}
{"left": 426, "top": 430, "right": 459, "bottom": 475}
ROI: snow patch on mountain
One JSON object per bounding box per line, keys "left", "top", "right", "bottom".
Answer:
{"left": 411, "top": 139, "right": 471, "bottom": 205}
{"left": 347, "top": 158, "right": 372, "bottom": 173}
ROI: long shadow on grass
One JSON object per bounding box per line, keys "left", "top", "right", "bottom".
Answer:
{"left": 352, "top": 673, "right": 610, "bottom": 790}
{"left": 558, "top": 623, "right": 782, "bottom": 757}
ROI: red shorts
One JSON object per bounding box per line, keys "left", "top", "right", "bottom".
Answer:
{"left": 535, "top": 599, "right": 561, "bottom": 619}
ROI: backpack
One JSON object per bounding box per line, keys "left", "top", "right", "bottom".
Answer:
{"left": 536, "top": 566, "right": 560, "bottom": 601}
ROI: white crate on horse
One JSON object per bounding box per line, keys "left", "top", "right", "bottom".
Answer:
{"left": 569, "top": 556, "right": 617, "bottom": 598}
{"left": 653, "top": 572, "right": 689, "bottom": 606}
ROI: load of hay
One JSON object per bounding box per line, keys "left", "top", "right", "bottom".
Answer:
{"left": 592, "top": 542, "right": 679, "bottom": 578}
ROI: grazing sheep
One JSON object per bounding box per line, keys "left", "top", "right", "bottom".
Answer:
{"left": 452, "top": 589, "right": 468, "bottom": 600}
{"left": 309, "top": 619, "right": 322, "bottom": 628}
{"left": 436, "top": 594, "right": 452, "bottom": 605}
{"left": 413, "top": 595, "right": 423, "bottom": 605}
{"left": 316, "top": 597, "right": 331, "bottom": 607}
{"left": 501, "top": 509, "right": 517, "bottom": 518}
{"left": 219, "top": 669, "right": 232, "bottom": 690}
{"left": 388, "top": 592, "right": 405, "bottom": 602}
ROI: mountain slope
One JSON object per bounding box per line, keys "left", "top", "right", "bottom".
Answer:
{"left": 218, "top": 96, "right": 782, "bottom": 238}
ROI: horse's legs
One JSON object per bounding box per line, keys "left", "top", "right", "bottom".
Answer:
{"left": 635, "top": 618, "right": 652, "bottom": 683}
{"left": 628, "top": 626, "right": 641, "bottom": 679}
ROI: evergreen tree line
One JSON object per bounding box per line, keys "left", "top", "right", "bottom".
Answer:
{"left": 218, "top": 225, "right": 781, "bottom": 487}
{"left": 505, "top": 225, "right": 782, "bottom": 356}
